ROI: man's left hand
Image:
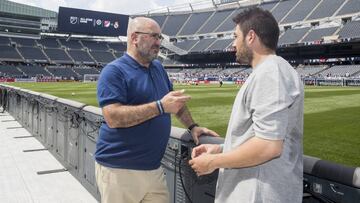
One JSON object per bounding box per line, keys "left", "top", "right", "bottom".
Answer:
{"left": 189, "top": 153, "right": 217, "bottom": 176}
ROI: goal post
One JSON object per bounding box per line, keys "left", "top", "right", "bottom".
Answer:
{"left": 83, "top": 74, "right": 100, "bottom": 82}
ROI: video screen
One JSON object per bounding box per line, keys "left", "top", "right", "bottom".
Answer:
{"left": 58, "top": 7, "right": 129, "bottom": 37}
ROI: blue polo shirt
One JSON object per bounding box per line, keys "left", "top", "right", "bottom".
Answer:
{"left": 95, "top": 53, "right": 173, "bottom": 170}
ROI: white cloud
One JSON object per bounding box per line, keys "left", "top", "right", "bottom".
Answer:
{"left": 9, "top": 0, "right": 191, "bottom": 14}
{"left": 88, "top": 0, "right": 159, "bottom": 15}
{"left": 9, "top": 0, "right": 67, "bottom": 12}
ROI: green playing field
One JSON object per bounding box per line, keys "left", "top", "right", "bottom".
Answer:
{"left": 8, "top": 82, "right": 360, "bottom": 167}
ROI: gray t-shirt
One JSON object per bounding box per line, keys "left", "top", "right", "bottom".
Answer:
{"left": 215, "top": 55, "right": 304, "bottom": 203}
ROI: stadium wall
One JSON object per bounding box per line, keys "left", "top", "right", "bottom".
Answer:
{"left": 1, "top": 84, "right": 359, "bottom": 203}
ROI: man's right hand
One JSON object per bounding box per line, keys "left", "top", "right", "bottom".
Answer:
{"left": 191, "top": 144, "right": 222, "bottom": 159}
{"left": 161, "top": 90, "right": 191, "bottom": 114}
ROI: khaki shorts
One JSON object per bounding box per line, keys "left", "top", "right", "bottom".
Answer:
{"left": 95, "top": 162, "right": 169, "bottom": 203}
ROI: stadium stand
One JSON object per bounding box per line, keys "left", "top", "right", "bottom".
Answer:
{"left": 43, "top": 48, "right": 73, "bottom": 63}
{"left": 18, "top": 64, "right": 52, "bottom": 77}
{"left": 0, "top": 65, "right": 24, "bottom": 77}
{"left": 11, "top": 37, "right": 37, "bottom": 46}
{"left": 206, "top": 38, "right": 233, "bottom": 52}
{"left": 67, "top": 50, "right": 95, "bottom": 64}
{"left": 150, "top": 15, "right": 167, "bottom": 28}
{"left": 0, "top": 45, "right": 23, "bottom": 61}
{"left": 353, "top": 70, "right": 360, "bottom": 77}
{"left": 295, "top": 65, "right": 328, "bottom": 77}
{"left": 270, "top": 0, "right": 299, "bottom": 22}
{"left": 281, "top": 0, "right": 321, "bottom": 24}
{"left": 58, "top": 39, "right": 84, "bottom": 49}
{"left": 0, "top": 36, "right": 10, "bottom": 45}
{"left": 214, "top": 8, "right": 244, "bottom": 33}
{"left": 166, "top": 0, "right": 359, "bottom": 53}
{"left": 239, "top": 67, "right": 253, "bottom": 75}
{"left": 174, "top": 39, "right": 199, "bottom": 51}
{"left": 165, "top": 68, "right": 182, "bottom": 73}
{"left": 278, "top": 27, "right": 310, "bottom": 45}
{"left": 73, "top": 66, "right": 99, "bottom": 78}
{"left": 301, "top": 27, "right": 338, "bottom": 43}
{"left": 108, "top": 42, "right": 126, "bottom": 52}
{"left": 197, "top": 9, "right": 235, "bottom": 34}
{"left": 178, "top": 11, "right": 213, "bottom": 36}
{"left": 162, "top": 14, "right": 190, "bottom": 36}
{"left": 338, "top": 20, "right": 360, "bottom": 40}
{"left": 46, "top": 66, "right": 79, "bottom": 79}
{"left": 37, "top": 38, "right": 60, "bottom": 48}
{"left": 89, "top": 51, "right": 116, "bottom": 64}
{"left": 307, "top": 0, "right": 346, "bottom": 20}
{"left": 0, "top": 0, "right": 359, "bottom": 82}
{"left": 81, "top": 40, "right": 109, "bottom": 51}
{"left": 336, "top": 0, "right": 360, "bottom": 16}
{"left": 319, "top": 65, "right": 360, "bottom": 78}
{"left": 190, "top": 38, "right": 216, "bottom": 52}
{"left": 17, "top": 46, "right": 48, "bottom": 62}
{"left": 258, "top": 1, "right": 278, "bottom": 11}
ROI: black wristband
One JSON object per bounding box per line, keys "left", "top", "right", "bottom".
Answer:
{"left": 188, "top": 123, "right": 199, "bottom": 131}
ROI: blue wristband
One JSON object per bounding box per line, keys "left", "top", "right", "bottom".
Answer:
{"left": 219, "top": 144, "right": 224, "bottom": 151}
{"left": 156, "top": 100, "right": 164, "bottom": 115}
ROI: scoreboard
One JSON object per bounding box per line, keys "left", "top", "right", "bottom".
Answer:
{"left": 58, "top": 7, "right": 129, "bottom": 37}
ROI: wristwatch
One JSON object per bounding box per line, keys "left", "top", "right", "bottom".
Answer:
{"left": 188, "top": 123, "right": 199, "bottom": 131}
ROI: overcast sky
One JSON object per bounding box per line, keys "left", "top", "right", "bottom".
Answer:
{"left": 9, "top": 0, "right": 195, "bottom": 15}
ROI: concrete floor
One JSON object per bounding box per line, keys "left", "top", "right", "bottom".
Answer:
{"left": 0, "top": 111, "right": 97, "bottom": 203}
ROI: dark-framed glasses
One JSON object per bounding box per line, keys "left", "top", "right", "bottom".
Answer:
{"left": 135, "top": 31, "right": 164, "bottom": 41}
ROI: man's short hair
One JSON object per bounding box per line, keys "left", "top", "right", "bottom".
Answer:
{"left": 233, "top": 7, "right": 279, "bottom": 51}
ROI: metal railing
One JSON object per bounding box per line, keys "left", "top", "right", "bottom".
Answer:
{"left": 302, "top": 78, "right": 360, "bottom": 86}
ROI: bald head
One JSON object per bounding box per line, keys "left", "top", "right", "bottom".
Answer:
{"left": 127, "top": 17, "right": 161, "bottom": 42}
{"left": 126, "top": 17, "right": 162, "bottom": 66}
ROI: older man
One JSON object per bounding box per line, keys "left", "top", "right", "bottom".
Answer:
{"left": 95, "top": 17, "right": 219, "bottom": 203}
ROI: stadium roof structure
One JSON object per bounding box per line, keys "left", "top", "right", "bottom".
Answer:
{"left": 132, "top": 0, "right": 360, "bottom": 64}
{"left": 0, "top": 0, "right": 57, "bottom": 37}
{"left": 0, "top": 0, "right": 57, "bottom": 18}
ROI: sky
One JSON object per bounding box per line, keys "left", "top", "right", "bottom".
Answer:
{"left": 9, "top": 0, "right": 196, "bottom": 15}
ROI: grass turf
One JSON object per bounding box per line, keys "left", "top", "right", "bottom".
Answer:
{"left": 7, "top": 82, "right": 360, "bottom": 167}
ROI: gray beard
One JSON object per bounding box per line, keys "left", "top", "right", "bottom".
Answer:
{"left": 138, "top": 48, "right": 157, "bottom": 63}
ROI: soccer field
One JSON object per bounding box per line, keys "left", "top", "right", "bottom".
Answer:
{"left": 8, "top": 82, "right": 360, "bottom": 167}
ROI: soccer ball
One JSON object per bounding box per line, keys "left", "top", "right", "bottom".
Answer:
{"left": 71, "top": 92, "right": 75, "bottom": 96}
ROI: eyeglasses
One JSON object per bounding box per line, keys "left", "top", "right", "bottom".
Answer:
{"left": 135, "top": 31, "right": 164, "bottom": 41}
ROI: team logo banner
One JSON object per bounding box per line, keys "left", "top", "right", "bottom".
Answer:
{"left": 58, "top": 7, "right": 129, "bottom": 37}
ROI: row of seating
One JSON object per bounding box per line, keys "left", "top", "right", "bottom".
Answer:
{"left": 0, "top": 36, "right": 127, "bottom": 52}
{"left": 168, "top": 64, "right": 360, "bottom": 78}
{"left": 1, "top": 64, "right": 359, "bottom": 79}
{"left": 0, "top": 64, "right": 99, "bottom": 79}
{"left": 0, "top": 44, "right": 124, "bottom": 64}
{"left": 149, "top": 0, "right": 359, "bottom": 37}
{"left": 174, "top": 19, "right": 360, "bottom": 52}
